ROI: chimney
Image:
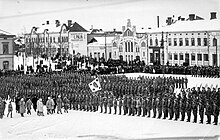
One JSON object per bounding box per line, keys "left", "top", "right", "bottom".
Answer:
{"left": 210, "top": 12, "right": 217, "bottom": 20}
{"left": 122, "top": 26, "right": 125, "bottom": 32}
{"left": 127, "top": 19, "right": 131, "bottom": 28}
{"left": 166, "top": 17, "right": 172, "bottom": 25}
{"left": 189, "top": 14, "right": 195, "bottom": 21}
{"left": 157, "top": 16, "right": 160, "bottom": 28}
{"left": 132, "top": 26, "right": 136, "bottom": 36}
{"left": 68, "top": 20, "right": 72, "bottom": 27}
{"left": 113, "top": 28, "right": 116, "bottom": 32}
{"left": 46, "top": 21, "right": 49, "bottom": 25}
{"left": 55, "top": 20, "right": 60, "bottom": 27}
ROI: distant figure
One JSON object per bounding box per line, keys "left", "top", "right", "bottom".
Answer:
{"left": 63, "top": 97, "right": 69, "bottom": 113}
{"left": 32, "top": 95, "right": 38, "bottom": 112}
{"left": 37, "top": 98, "right": 44, "bottom": 116}
{"left": 7, "top": 101, "right": 13, "bottom": 118}
{"left": 56, "top": 95, "right": 62, "bottom": 114}
{"left": 19, "top": 98, "right": 26, "bottom": 117}
{"left": 46, "top": 97, "right": 54, "bottom": 114}
{"left": 26, "top": 98, "right": 33, "bottom": 115}
{"left": 0, "top": 97, "right": 6, "bottom": 119}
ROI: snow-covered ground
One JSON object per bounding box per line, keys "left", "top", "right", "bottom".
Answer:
{"left": 0, "top": 73, "right": 220, "bottom": 140}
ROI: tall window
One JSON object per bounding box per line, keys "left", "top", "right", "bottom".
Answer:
{"left": 179, "top": 38, "right": 183, "bottom": 46}
{"left": 168, "top": 53, "right": 172, "bottom": 60}
{"left": 191, "top": 38, "right": 195, "bottom": 46}
{"left": 197, "top": 54, "right": 202, "bottom": 61}
{"left": 131, "top": 55, "right": 133, "bottom": 61}
{"left": 174, "top": 38, "right": 177, "bottom": 46}
{"left": 204, "top": 38, "right": 207, "bottom": 46}
{"left": 150, "top": 38, "right": 153, "bottom": 46}
{"left": 203, "top": 54, "right": 208, "bottom": 61}
{"left": 141, "top": 42, "right": 146, "bottom": 47}
{"left": 131, "top": 42, "right": 133, "bottom": 52}
{"left": 119, "top": 46, "right": 123, "bottom": 52}
{"left": 2, "top": 42, "right": 9, "bottom": 54}
{"left": 168, "top": 38, "right": 172, "bottom": 46}
{"left": 185, "top": 38, "right": 189, "bottom": 46}
{"left": 143, "top": 52, "right": 145, "bottom": 57}
{"left": 3, "top": 61, "right": 9, "bottom": 70}
{"left": 128, "top": 42, "right": 130, "bottom": 52}
{"left": 150, "top": 53, "right": 154, "bottom": 63}
{"left": 174, "top": 54, "right": 178, "bottom": 60}
{"left": 136, "top": 47, "right": 140, "bottom": 52}
{"left": 191, "top": 53, "right": 195, "bottom": 61}
{"left": 180, "top": 54, "right": 184, "bottom": 60}
{"left": 213, "top": 38, "right": 217, "bottom": 46}
{"left": 155, "top": 38, "right": 158, "bottom": 46}
{"left": 197, "top": 38, "right": 201, "bottom": 46}
{"left": 125, "top": 42, "right": 127, "bottom": 52}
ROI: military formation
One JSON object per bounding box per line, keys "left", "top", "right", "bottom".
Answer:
{"left": 0, "top": 71, "right": 219, "bottom": 125}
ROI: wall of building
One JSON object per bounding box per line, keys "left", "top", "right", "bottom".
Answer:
{"left": 69, "top": 32, "right": 88, "bottom": 56}
{"left": 0, "top": 35, "right": 15, "bottom": 70}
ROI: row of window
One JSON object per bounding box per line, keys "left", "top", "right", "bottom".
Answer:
{"left": 149, "top": 37, "right": 217, "bottom": 47}
{"left": 168, "top": 53, "right": 209, "bottom": 61}
{"left": 26, "top": 36, "right": 68, "bottom": 43}
{"left": 168, "top": 38, "right": 208, "bottom": 46}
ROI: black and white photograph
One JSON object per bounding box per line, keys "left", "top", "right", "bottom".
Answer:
{"left": 0, "top": 0, "right": 220, "bottom": 140}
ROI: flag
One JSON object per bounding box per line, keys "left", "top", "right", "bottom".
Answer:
{"left": 89, "top": 78, "right": 101, "bottom": 92}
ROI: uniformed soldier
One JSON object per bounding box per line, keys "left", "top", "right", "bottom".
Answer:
{"left": 103, "top": 96, "right": 108, "bottom": 114}
{"left": 123, "top": 95, "right": 127, "bottom": 115}
{"left": 162, "top": 96, "right": 168, "bottom": 119}
{"left": 136, "top": 97, "right": 141, "bottom": 116}
{"left": 147, "top": 96, "right": 152, "bottom": 118}
{"left": 152, "top": 97, "right": 157, "bottom": 118}
{"left": 213, "top": 103, "right": 219, "bottom": 125}
{"left": 198, "top": 95, "right": 205, "bottom": 124}
{"left": 205, "top": 101, "right": 212, "bottom": 124}
{"left": 186, "top": 98, "right": 192, "bottom": 122}
{"left": 113, "top": 97, "right": 117, "bottom": 115}
{"left": 99, "top": 95, "right": 103, "bottom": 113}
{"left": 141, "top": 97, "right": 147, "bottom": 117}
{"left": 168, "top": 95, "right": 174, "bottom": 120}
{"left": 118, "top": 97, "right": 122, "bottom": 115}
{"left": 108, "top": 96, "right": 113, "bottom": 114}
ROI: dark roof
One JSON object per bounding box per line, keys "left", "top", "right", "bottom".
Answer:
{"left": 68, "top": 22, "right": 88, "bottom": 32}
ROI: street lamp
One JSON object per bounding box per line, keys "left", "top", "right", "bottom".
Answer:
{"left": 30, "top": 26, "right": 39, "bottom": 72}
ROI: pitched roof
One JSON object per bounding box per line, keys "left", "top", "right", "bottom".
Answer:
{"left": 69, "top": 22, "right": 88, "bottom": 32}
{"left": 149, "top": 19, "right": 220, "bottom": 33}
{"left": 88, "top": 36, "right": 114, "bottom": 46}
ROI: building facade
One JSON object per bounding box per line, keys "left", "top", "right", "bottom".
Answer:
{"left": 149, "top": 13, "right": 220, "bottom": 66}
{"left": 112, "top": 19, "right": 147, "bottom": 64}
{"left": 24, "top": 20, "right": 87, "bottom": 71}
{"left": 0, "top": 33, "right": 16, "bottom": 70}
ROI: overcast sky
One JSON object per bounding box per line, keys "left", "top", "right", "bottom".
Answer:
{"left": 0, "top": 0, "right": 220, "bottom": 35}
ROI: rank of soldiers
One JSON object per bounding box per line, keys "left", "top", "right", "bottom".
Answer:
{"left": 0, "top": 71, "right": 219, "bottom": 125}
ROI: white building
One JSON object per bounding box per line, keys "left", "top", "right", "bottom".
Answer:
{"left": 112, "top": 19, "right": 147, "bottom": 64}
{"left": 88, "top": 36, "right": 114, "bottom": 61}
{"left": 0, "top": 30, "right": 16, "bottom": 70}
{"left": 24, "top": 20, "right": 88, "bottom": 72}
{"left": 148, "top": 13, "right": 220, "bottom": 66}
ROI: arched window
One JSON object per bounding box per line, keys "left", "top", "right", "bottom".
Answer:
{"left": 113, "top": 42, "right": 117, "bottom": 47}
{"left": 141, "top": 42, "right": 146, "bottom": 47}
{"left": 3, "top": 61, "right": 9, "bottom": 70}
